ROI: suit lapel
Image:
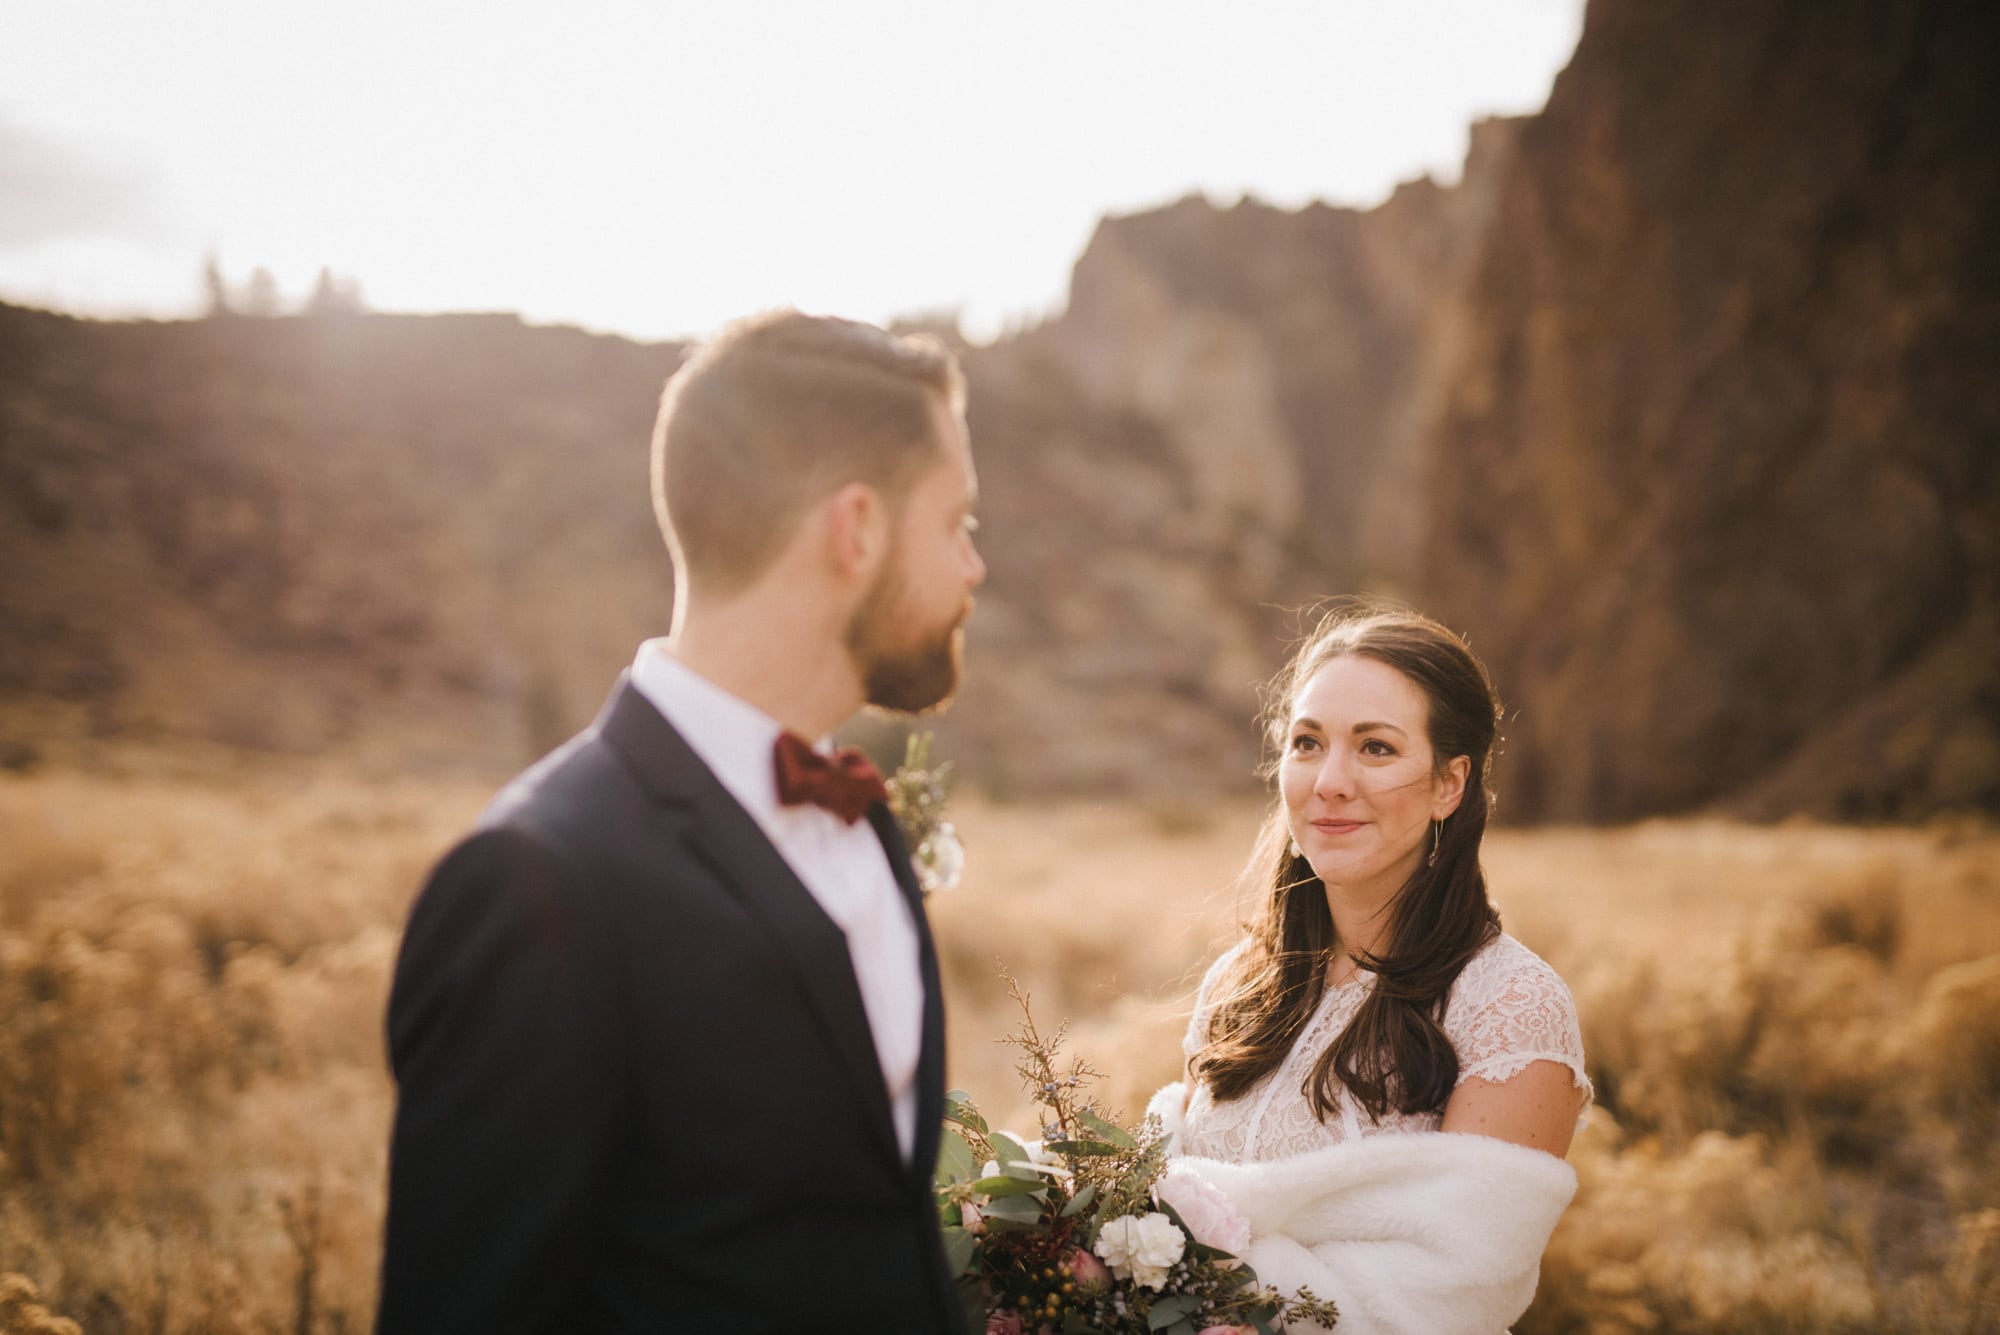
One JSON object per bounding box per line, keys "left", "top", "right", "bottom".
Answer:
{"left": 593, "top": 676, "right": 903, "bottom": 1171}
{"left": 868, "top": 802, "right": 948, "bottom": 1188}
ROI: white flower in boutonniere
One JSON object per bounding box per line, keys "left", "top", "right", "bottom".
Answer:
{"left": 885, "top": 732, "right": 964, "bottom": 896}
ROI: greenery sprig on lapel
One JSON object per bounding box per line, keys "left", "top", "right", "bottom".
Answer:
{"left": 885, "top": 733, "right": 963, "bottom": 896}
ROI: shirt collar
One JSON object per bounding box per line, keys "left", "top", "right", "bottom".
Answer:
{"left": 629, "top": 638, "right": 793, "bottom": 821}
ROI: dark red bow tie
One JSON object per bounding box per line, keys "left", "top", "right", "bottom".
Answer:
{"left": 772, "top": 732, "right": 887, "bottom": 825}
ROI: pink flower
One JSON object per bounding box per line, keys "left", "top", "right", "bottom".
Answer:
{"left": 1065, "top": 1245, "right": 1111, "bottom": 1290}
{"left": 1155, "top": 1163, "right": 1252, "bottom": 1257}
{"left": 959, "top": 1200, "right": 985, "bottom": 1235}
{"left": 1197, "top": 1327, "right": 1254, "bottom": 1335}
{"left": 985, "top": 1314, "right": 1022, "bottom": 1335}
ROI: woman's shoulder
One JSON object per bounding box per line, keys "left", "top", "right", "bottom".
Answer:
{"left": 1183, "top": 937, "right": 1255, "bottom": 1058}
{"left": 1452, "top": 932, "right": 1575, "bottom": 1008}
{"left": 1447, "top": 933, "right": 1591, "bottom": 1101}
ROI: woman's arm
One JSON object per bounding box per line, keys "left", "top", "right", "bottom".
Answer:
{"left": 1440, "top": 1059, "right": 1585, "bottom": 1157}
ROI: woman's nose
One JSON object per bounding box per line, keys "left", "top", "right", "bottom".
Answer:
{"left": 1313, "top": 750, "right": 1354, "bottom": 799}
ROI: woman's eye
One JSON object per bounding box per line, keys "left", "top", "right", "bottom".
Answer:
{"left": 1289, "top": 733, "right": 1320, "bottom": 754}
{"left": 1361, "top": 739, "right": 1396, "bottom": 757}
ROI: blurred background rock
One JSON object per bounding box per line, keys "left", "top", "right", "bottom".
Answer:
{"left": 5, "top": 0, "right": 1993, "bottom": 824}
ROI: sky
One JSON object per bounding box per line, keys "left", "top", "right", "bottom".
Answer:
{"left": 0, "top": 0, "right": 1584, "bottom": 345}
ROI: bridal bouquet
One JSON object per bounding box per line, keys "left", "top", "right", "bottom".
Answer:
{"left": 934, "top": 981, "right": 1339, "bottom": 1334}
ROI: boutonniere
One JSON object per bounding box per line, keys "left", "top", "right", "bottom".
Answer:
{"left": 885, "top": 733, "right": 964, "bottom": 896}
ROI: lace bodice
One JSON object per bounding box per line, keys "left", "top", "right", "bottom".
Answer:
{"left": 1178, "top": 933, "right": 1591, "bottom": 1164}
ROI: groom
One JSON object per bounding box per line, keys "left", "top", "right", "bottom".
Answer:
{"left": 375, "top": 310, "right": 984, "bottom": 1333}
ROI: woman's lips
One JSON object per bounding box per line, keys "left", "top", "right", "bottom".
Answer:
{"left": 1313, "top": 819, "right": 1365, "bottom": 834}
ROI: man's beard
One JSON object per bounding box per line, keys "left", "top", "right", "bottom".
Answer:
{"left": 845, "top": 552, "right": 969, "bottom": 715}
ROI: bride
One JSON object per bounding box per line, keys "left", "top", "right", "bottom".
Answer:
{"left": 1152, "top": 606, "right": 1592, "bottom": 1334}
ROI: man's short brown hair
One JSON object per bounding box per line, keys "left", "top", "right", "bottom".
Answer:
{"left": 651, "top": 310, "right": 965, "bottom": 592}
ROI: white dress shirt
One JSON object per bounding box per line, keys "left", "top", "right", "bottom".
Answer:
{"left": 629, "top": 639, "right": 924, "bottom": 1162}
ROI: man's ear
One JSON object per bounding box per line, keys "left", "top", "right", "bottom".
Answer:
{"left": 823, "top": 481, "right": 888, "bottom": 581}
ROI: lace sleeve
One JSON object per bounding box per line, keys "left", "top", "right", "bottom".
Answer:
{"left": 1183, "top": 940, "right": 1250, "bottom": 1063}
{"left": 1447, "top": 936, "right": 1593, "bottom": 1113}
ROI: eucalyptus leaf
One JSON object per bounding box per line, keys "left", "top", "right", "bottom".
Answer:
{"left": 970, "top": 1173, "right": 1048, "bottom": 1198}
{"left": 981, "top": 1194, "right": 1045, "bottom": 1225}
{"left": 940, "top": 1225, "right": 977, "bottom": 1279}
{"left": 1059, "top": 1182, "right": 1098, "bottom": 1218}
{"left": 989, "top": 1130, "right": 1032, "bottom": 1168}
{"left": 1146, "top": 1294, "right": 1199, "bottom": 1328}
{"left": 1076, "top": 1109, "right": 1137, "bottom": 1149}
{"left": 943, "top": 1091, "right": 988, "bottom": 1134}
{"left": 935, "top": 1129, "right": 975, "bottom": 1185}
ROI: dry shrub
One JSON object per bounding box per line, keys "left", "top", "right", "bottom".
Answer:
{"left": 1938, "top": 1208, "right": 2000, "bottom": 1327}
{"left": 1516, "top": 824, "right": 2000, "bottom": 1334}
{"left": 0, "top": 1272, "right": 83, "bottom": 1335}
{"left": 1907, "top": 954, "right": 2000, "bottom": 1135}
{"left": 1540, "top": 1124, "right": 1876, "bottom": 1334}
{"left": 1, "top": 769, "right": 1995, "bottom": 1333}
{"left": 0, "top": 767, "right": 484, "bottom": 1334}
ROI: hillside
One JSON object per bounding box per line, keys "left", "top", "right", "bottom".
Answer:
{"left": 0, "top": 306, "right": 680, "bottom": 772}
{"left": 3, "top": 0, "right": 1996, "bottom": 820}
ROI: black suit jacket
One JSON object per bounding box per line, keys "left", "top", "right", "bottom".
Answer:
{"left": 376, "top": 676, "right": 963, "bottom": 1333}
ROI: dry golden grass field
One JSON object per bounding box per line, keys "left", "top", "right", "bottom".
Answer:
{"left": 0, "top": 766, "right": 1996, "bottom": 1333}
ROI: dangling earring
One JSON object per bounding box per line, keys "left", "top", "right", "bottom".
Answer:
{"left": 1288, "top": 838, "right": 1303, "bottom": 860}
{"left": 1426, "top": 819, "right": 1442, "bottom": 868}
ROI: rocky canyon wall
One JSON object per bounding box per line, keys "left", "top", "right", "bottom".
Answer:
{"left": 2, "top": 0, "right": 1993, "bottom": 820}
{"left": 1418, "top": 0, "right": 2000, "bottom": 820}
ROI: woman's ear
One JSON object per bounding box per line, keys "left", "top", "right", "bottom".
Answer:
{"left": 1434, "top": 755, "right": 1471, "bottom": 820}
{"left": 823, "top": 481, "right": 887, "bottom": 581}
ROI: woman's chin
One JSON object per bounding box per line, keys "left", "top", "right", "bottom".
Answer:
{"left": 1305, "top": 850, "right": 1427, "bottom": 901}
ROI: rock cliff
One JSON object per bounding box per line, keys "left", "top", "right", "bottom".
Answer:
{"left": 3, "top": 0, "right": 1994, "bottom": 820}
{"left": 1418, "top": 0, "right": 2000, "bottom": 819}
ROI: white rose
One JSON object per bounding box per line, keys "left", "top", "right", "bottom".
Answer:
{"left": 1093, "top": 1212, "right": 1186, "bottom": 1290}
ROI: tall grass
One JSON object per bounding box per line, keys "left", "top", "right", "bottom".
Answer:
{"left": 0, "top": 769, "right": 482, "bottom": 1334}
{"left": 0, "top": 769, "right": 1993, "bottom": 1332}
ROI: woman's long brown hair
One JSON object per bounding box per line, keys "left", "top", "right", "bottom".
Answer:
{"left": 1193, "top": 605, "right": 1503, "bottom": 1122}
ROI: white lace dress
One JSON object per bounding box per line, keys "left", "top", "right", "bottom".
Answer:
{"left": 1179, "top": 933, "right": 1591, "bottom": 1163}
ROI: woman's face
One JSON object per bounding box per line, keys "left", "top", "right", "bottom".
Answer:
{"left": 1280, "top": 654, "right": 1468, "bottom": 903}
